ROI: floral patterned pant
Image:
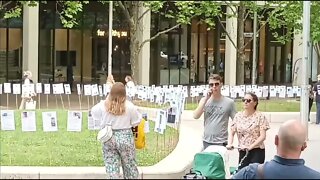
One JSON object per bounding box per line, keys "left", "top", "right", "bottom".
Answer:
{"left": 102, "top": 129, "right": 139, "bottom": 179}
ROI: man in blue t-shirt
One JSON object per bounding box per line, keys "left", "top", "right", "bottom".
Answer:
{"left": 232, "top": 119, "right": 320, "bottom": 179}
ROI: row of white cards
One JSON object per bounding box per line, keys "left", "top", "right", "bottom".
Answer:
{"left": 0, "top": 110, "right": 99, "bottom": 132}
{"left": 0, "top": 83, "right": 306, "bottom": 99}
{"left": 0, "top": 110, "right": 175, "bottom": 134}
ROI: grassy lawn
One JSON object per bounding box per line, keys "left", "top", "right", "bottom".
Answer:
{"left": 0, "top": 110, "right": 178, "bottom": 166}
{"left": 135, "top": 99, "right": 316, "bottom": 112}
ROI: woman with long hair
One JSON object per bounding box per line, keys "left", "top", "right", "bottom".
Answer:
{"left": 227, "top": 92, "right": 270, "bottom": 170}
{"left": 91, "top": 82, "right": 141, "bottom": 179}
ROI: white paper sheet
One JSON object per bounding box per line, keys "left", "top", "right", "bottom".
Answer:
{"left": 44, "top": 84, "right": 51, "bottom": 94}
{"left": 88, "top": 110, "right": 100, "bottom": 130}
{"left": 154, "top": 110, "right": 167, "bottom": 134}
{"left": 67, "top": 111, "right": 82, "bottom": 132}
{"left": 21, "top": 111, "right": 36, "bottom": 132}
{"left": 0, "top": 110, "right": 15, "bottom": 130}
{"left": 64, "top": 84, "right": 71, "bottom": 95}
{"left": 36, "top": 83, "right": 42, "bottom": 94}
{"left": 42, "top": 111, "right": 58, "bottom": 132}
{"left": 12, "top": 84, "right": 21, "bottom": 95}
{"left": 3, "top": 83, "right": 11, "bottom": 93}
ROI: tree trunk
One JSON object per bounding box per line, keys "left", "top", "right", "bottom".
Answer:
{"left": 236, "top": 2, "right": 246, "bottom": 85}
{"left": 128, "top": 2, "right": 140, "bottom": 83}
{"left": 315, "top": 43, "right": 320, "bottom": 75}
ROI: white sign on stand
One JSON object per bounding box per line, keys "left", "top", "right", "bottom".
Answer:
{"left": 42, "top": 111, "right": 58, "bottom": 132}
{"left": 0, "top": 110, "right": 15, "bottom": 130}
{"left": 67, "top": 111, "right": 82, "bottom": 132}
{"left": 21, "top": 111, "right": 36, "bottom": 132}
{"left": 154, "top": 110, "right": 168, "bottom": 134}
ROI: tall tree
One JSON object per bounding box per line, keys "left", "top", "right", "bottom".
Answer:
{"left": 268, "top": 1, "right": 320, "bottom": 76}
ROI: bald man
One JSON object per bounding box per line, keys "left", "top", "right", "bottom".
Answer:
{"left": 232, "top": 119, "right": 320, "bottom": 179}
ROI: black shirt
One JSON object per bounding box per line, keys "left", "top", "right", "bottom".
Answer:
{"left": 313, "top": 81, "right": 320, "bottom": 102}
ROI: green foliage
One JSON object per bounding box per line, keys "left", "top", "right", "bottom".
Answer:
{"left": 58, "top": 1, "right": 89, "bottom": 28}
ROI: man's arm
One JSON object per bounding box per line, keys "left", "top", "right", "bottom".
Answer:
{"left": 230, "top": 101, "right": 237, "bottom": 120}
{"left": 193, "top": 97, "right": 209, "bottom": 119}
{"left": 232, "top": 164, "right": 258, "bottom": 179}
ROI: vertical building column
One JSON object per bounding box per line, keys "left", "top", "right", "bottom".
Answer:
{"left": 292, "top": 32, "right": 303, "bottom": 85}
{"left": 23, "top": 4, "right": 39, "bottom": 82}
{"left": 137, "top": 6, "right": 150, "bottom": 86}
{"left": 224, "top": 6, "right": 237, "bottom": 86}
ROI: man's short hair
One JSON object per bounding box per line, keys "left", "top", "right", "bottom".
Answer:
{"left": 208, "top": 74, "right": 223, "bottom": 83}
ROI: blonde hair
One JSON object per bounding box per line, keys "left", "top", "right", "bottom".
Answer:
{"left": 105, "top": 82, "right": 126, "bottom": 115}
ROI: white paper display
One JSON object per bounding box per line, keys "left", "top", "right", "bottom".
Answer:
{"left": 44, "top": 84, "right": 51, "bottom": 94}
{"left": 53, "top": 83, "right": 64, "bottom": 94}
{"left": 42, "top": 111, "right": 58, "bottom": 132}
{"left": 88, "top": 110, "right": 100, "bottom": 130}
{"left": 98, "top": 85, "right": 103, "bottom": 96}
{"left": 3, "top": 83, "right": 11, "bottom": 93}
{"left": 84, "top": 85, "right": 91, "bottom": 96}
{"left": 144, "top": 120, "right": 150, "bottom": 133}
{"left": 67, "top": 111, "right": 82, "bottom": 132}
{"left": 0, "top": 110, "right": 15, "bottom": 130}
{"left": 64, "top": 84, "right": 71, "bottom": 95}
{"left": 36, "top": 83, "right": 42, "bottom": 94}
{"left": 77, "top": 84, "right": 82, "bottom": 95}
{"left": 154, "top": 110, "right": 168, "bottom": 134}
{"left": 0, "top": 84, "right": 2, "bottom": 94}
{"left": 91, "top": 84, "right": 99, "bottom": 96}
{"left": 21, "top": 111, "right": 36, "bottom": 132}
{"left": 12, "top": 84, "right": 21, "bottom": 94}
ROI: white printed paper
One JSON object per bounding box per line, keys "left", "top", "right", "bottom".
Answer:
{"left": 36, "top": 83, "right": 42, "bottom": 94}
{"left": 77, "top": 84, "right": 82, "bottom": 95}
{"left": 64, "top": 84, "right": 71, "bottom": 95}
{"left": 154, "top": 110, "right": 168, "bottom": 134}
{"left": 84, "top": 85, "right": 91, "bottom": 96}
{"left": 286, "top": 87, "right": 294, "bottom": 98}
{"left": 12, "top": 84, "right": 21, "bottom": 94}
{"left": 88, "top": 110, "right": 100, "bottom": 130}
{"left": 44, "top": 84, "right": 51, "bottom": 94}
{"left": 67, "top": 111, "right": 82, "bottom": 132}
{"left": 0, "top": 84, "right": 2, "bottom": 94}
{"left": 144, "top": 120, "right": 150, "bottom": 133}
{"left": 3, "top": 83, "right": 11, "bottom": 93}
{"left": 98, "top": 85, "right": 103, "bottom": 96}
{"left": 52, "top": 84, "right": 64, "bottom": 94}
{"left": 21, "top": 111, "right": 36, "bottom": 132}
{"left": 91, "top": 84, "right": 99, "bottom": 96}
{"left": 0, "top": 110, "right": 15, "bottom": 130}
{"left": 42, "top": 111, "right": 58, "bottom": 132}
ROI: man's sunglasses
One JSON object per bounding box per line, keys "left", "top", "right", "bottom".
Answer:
{"left": 242, "top": 99, "right": 252, "bottom": 103}
{"left": 209, "top": 83, "right": 220, "bottom": 87}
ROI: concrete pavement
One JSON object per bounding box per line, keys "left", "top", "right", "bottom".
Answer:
{"left": 178, "top": 111, "right": 320, "bottom": 172}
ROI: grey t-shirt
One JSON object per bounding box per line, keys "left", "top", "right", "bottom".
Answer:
{"left": 203, "top": 96, "right": 236, "bottom": 144}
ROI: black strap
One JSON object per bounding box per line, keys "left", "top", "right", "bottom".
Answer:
{"left": 257, "top": 164, "right": 264, "bottom": 179}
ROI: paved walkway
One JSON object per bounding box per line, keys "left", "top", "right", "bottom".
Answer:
{"left": 179, "top": 112, "right": 320, "bottom": 172}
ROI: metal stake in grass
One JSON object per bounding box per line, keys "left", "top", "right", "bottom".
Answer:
{"left": 15, "top": 94, "right": 18, "bottom": 109}
{"left": 60, "top": 94, "right": 65, "bottom": 109}
{"left": 6, "top": 93, "right": 9, "bottom": 110}
{"left": 67, "top": 94, "right": 71, "bottom": 109}
{"left": 87, "top": 96, "right": 90, "bottom": 110}
{"left": 46, "top": 94, "right": 49, "bottom": 109}
{"left": 79, "top": 94, "right": 82, "bottom": 110}
{"left": 38, "top": 94, "right": 41, "bottom": 109}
